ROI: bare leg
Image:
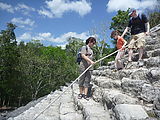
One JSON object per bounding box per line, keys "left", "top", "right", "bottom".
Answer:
{"left": 115, "top": 59, "right": 123, "bottom": 69}
{"left": 79, "top": 87, "right": 84, "bottom": 94}
{"left": 115, "top": 59, "right": 118, "bottom": 69}
{"left": 84, "top": 87, "right": 88, "bottom": 96}
{"left": 128, "top": 49, "right": 133, "bottom": 61}
{"left": 138, "top": 47, "right": 144, "bottom": 60}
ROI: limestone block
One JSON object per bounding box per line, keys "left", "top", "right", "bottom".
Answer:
{"left": 121, "top": 78, "right": 147, "bottom": 96}
{"left": 114, "top": 104, "right": 149, "bottom": 120}
{"left": 145, "top": 56, "right": 160, "bottom": 68}
{"left": 141, "top": 84, "right": 160, "bottom": 102}
{"left": 130, "top": 68, "right": 149, "bottom": 80}
{"left": 148, "top": 68, "right": 160, "bottom": 83}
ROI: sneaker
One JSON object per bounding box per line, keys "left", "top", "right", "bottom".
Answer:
{"left": 124, "top": 60, "right": 132, "bottom": 69}
{"left": 78, "top": 94, "right": 83, "bottom": 99}
{"left": 117, "top": 68, "right": 123, "bottom": 70}
{"left": 83, "top": 95, "right": 89, "bottom": 101}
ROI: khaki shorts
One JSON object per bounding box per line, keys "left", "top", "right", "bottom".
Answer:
{"left": 128, "top": 33, "right": 146, "bottom": 49}
{"left": 78, "top": 63, "right": 91, "bottom": 88}
{"left": 115, "top": 50, "right": 125, "bottom": 60}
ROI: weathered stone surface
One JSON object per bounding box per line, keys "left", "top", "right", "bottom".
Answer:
{"left": 92, "top": 86, "right": 103, "bottom": 102}
{"left": 6, "top": 95, "right": 45, "bottom": 119}
{"left": 148, "top": 67, "right": 160, "bottom": 83}
{"left": 145, "top": 56, "right": 160, "bottom": 68}
{"left": 97, "top": 66, "right": 108, "bottom": 70}
{"left": 102, "top": 89, "right": 138, "bottom": 109}
{"left": 152, "top": 49, "right": 160, "bottom": 57}
{"left": 130, "top": 68, "right": 149, "bottom": 80}
{"left": 154, "top": 93, "right": 160, "bottom": 118}
{"left": 93, "top": 76, "right": 121, "bottom": 89}
{"left": 114, "top": 104, "right": 149, "bottom": 120}
{"left": 72, "top": 84, "right": 111, "bottom": 120}
{"left": 141, "top": 84, "right": 160, "bottom": 102}
{"left": 60, "top": 113, "right": 83, "bottom": 120}
{"left": 121, "top": 78, "right": 147, "bottom": 97}
{"left": 8, "top": 91, "right": 62, "bottom": 120}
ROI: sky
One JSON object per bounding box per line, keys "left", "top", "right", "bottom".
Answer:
{"left": 0, "top": 0, "right": 159, "bottom": 48}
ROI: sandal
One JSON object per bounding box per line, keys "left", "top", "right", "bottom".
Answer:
{"left": 83, "top": 95, "right": 89, "bottom": 101}
{"left": 78, "top": 94, "right": 83, "bottom": 99}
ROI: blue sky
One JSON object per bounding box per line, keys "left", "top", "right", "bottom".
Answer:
{"left": 0, "top": 0, "right": 158, "bottom": 48}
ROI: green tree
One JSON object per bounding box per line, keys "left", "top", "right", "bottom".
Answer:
{"left": 89, "top": 22, "right": 114, "bottom": 67}
{"left": 0, "top": 23, "right": 20, "bottom": 107}
{"left": 110, "top": 9, "right": 130, "bottom": 45}
{"left": 66, "top": 37, "right": 84, "bottom": 56}
{"left": 17, "top": 40, "right": 78, "bottom": 104}
{"left": 149, "top": 12, "right": 160, "bottom": 28}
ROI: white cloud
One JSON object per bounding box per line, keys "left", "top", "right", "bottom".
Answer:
{"left": 15, "top": 3, "right": 35, "bottom": 15}
{"left": 17, "top": 32, "right": 89, "bottom": 46}
{"left": 18, "top": 33, "right": 32, "bottom": 40}
{"left": 33, "top": 32, "right": 88, "bottom": 43}
{"left": 106, "top": 0, "right": 158, "bottom": 12}
{"left": 11, "top": 17, "right": 35, "bottom": 28}
{"left": 0, "top": 2, "right": 14, "bottom": 13}
{"left": 0, "top": 2, "right": 35, "bottom": 15}
{"left": 38, "top": 9, "right": 53, "bottom": 18}
{"left": 57, "top": 43, "right": 67, "bottom": 49}
{"left": 38, "top": 0, "right": 92, "bottom": 18}
{"left": 15, "top": 3, "right": 35, "bottom": 11}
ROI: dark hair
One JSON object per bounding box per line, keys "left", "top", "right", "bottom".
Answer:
{"left": 110, "top": 30, "right": 119, "bottom": 38}
{"left": 86, "top": 37, "right": 96, "bottom": 45}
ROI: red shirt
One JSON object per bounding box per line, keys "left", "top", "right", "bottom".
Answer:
{"left": 116, "top": 36, "right": 125, "bottom": 50}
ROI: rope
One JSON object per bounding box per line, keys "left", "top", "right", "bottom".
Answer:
{"left": 33, "top": 28, "right": 159, "bottom": 120}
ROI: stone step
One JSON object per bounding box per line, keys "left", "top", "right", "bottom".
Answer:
{"left": 8, "top": 90, "right": 62, "bottom": 120}
{"left": 92, "top": 76, "right": 121, "bottom": 90}
{"left": 6, "top": 95, "right": 46, "bottom": 119}
{"left": 125, "top": 48, "right": 160, "bottom": 61}
{"left": 9, "top": 87, "right": 83, "bottom": 120}
{"left": 93, "top": 67, "right": 149, "bottom": 80}
{"left": 91, "top": 84, "right": 156, "bottom": 119}
{"left": 93, "top": 59, "right": 160, "bottom": 82}
{"left": 145, "top": 36, "right": 160, "bottom": 46}
{"left": 106, "top": 48, "right": 160, "bottom": 69}
{"left": 121, "top": 77, "right": 160, "bottom": 103}
{"left": 93, "top": 87, "right": 139, "bottom": 107}
{"left": 72, "top": 84, "right": 111, "bottom": 120}
{"left": 145, "top": 44, "right": 160, "bottom": 52}
{"left": 92, "top": 77, "right": 159, "bottom": 119}
{"left": 144, "top": 56, "right": 160, "bottom": 68}
{"left": 113, "top": 104, "right": 149, "bottom": 120}
{"left": 59, "top": 87, "right": 83, "bottom": 120}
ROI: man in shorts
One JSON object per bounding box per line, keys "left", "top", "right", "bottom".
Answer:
{"left": 121, "top": 9, "right": 150, "bottom": 66}
{"left": 78, "top": 37, "right": 96, "bottom": 100}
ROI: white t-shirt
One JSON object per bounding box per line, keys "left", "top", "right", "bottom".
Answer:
{"left": 80, "top": 45, "right": 93, "bottom": 67}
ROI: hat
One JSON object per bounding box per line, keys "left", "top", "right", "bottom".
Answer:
{"left": 129, "top": 8, "right": 136, "bottom": 16}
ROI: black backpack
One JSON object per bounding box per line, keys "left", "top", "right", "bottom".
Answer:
{"left": 130, "top": 14, "right": 143, "bottom": 23}
{"left": 76, "top": 46, "right": 88, "bottom": 64}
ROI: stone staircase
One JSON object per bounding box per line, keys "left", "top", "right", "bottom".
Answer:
{"left": 6, "top": 24, "right": 160, "bottom": 120}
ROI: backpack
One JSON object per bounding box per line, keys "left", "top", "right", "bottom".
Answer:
{"left": 130, "top": 13, "right": 143, "bottom": 23}
{"left": 76, "top": 46, "right": 88, "bottom": 64}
